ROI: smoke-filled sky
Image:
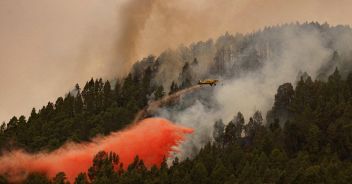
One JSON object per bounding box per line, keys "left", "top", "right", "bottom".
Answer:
{"left": 1, "top": 0, "right": 352, "bottom": 122}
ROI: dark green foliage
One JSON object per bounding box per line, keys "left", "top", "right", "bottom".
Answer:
{"left": 224, "top": 112, "right": 244, "bottom": 145}
{"left": 2, "top": 69, "right": 352, "bottom": 184}
{"left": 0, "top": 71, "right": 161, "bottom": 152}
{"left": 267, "top": 83, "right": 294, "bottom": 125}
{"left": 190, "top": 161, "right": 208, "bottom": 184}
{"left": 154, "top": 86, "right": 165, "bottom": 100}
{"left": 15, "top": 70, "right": 352, "bottom": 183}
{"left": 1, "top": 37, "right": 352, "bottom": 183}
{"left": 97, "top": 69, "right": 351, "bottom": 184}
{"left": 213, "top": 119, "right": 225, "bottom": 145}
{"left": 88, "top": 151, "right": 119, "bottom": 183}
{"left": 0, "top": 175, "right": 7, "bottom": 184}
{"left": 210, "top": 159, "right": 228, "bottom": 184}
{"left": 74, "top": 173, "right": 89, "bottom": 184}
{"left": 52, "top": 172, "right": 69, "bottom": 184}
{"left": 23, "top": 173, "right": 50, "bottom": 184}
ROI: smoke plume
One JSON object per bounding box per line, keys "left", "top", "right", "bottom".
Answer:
{"left": 133, "top": 85, "right": 203, "bottom": 123}
{"left": 154, "top": 23, "right": 352, "bottom": 160}
{"left": 0, "top": 118, "right": 193, "bottom": 183}
{"left": 2, "top": 0, "right": 352, "bottom": 122}
{"left": 112, "top": 0, "right": 156, "bottom": 73}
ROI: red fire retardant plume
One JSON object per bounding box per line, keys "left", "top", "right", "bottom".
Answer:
{"left": 0, "top": 118, "right": 193, "bottom": 183}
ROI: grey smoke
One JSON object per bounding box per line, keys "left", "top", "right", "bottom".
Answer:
{"left": 3, "top": 0, "right": 352, "bottom": 123}
{"left": 150, "top": 23, "right": 352, "bottom": 161}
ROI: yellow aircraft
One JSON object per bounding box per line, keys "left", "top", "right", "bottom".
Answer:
{"left": 198, "top": 79, "right": 219, "bottom": 86}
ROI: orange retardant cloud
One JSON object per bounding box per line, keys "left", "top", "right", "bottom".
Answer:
{"left": 0, "top": 118, "right": 193, "bottom": 183}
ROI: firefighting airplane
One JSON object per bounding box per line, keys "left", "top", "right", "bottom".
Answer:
{"left": 198, "top": 79, "right": 219, "bottom": 86}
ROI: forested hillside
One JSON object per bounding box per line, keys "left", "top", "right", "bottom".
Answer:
{"left": 2, "top": 22, "right": 352, "bottom": 153}
{"left": 0, "top": 72, "right": 165, "bottom": 152}
{"left": 1, "top": 22, "right": 352, "bottom": 183}
{"left": 2, "top": 69, "right": 351, "bottom": 184}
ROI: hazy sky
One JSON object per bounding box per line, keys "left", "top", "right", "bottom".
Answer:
{"left": 1, "top": 0, "right": 352, "bottom": 122}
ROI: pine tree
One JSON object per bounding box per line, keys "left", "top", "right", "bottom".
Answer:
{"left": 213, "top": 119, "right": 225, "bottom": 145}
{"left": 210, "top": 159, "right": 228, "bottom": 184}
{"left": 52, "top": 172, "right": 69, "bottom": 184}
{"left": 103, "top": 80, "right": 112, "bottom": 108}
{"left": 88, "top": 151, "right": 119, "bottom": 183}
{"left": 24, "top": 173, "right": 50, "bottom": 184}
{"left": 154, "top": 86, "right": 165, "bottom": 100}
{"left": 74, "top": 173, "right": 89, "bottom": 184}
{"left": 190, "top": 161, "right": 208, "bottom": 184}
{"left": 169, "top": 81, "right": 179, "bottom": 95}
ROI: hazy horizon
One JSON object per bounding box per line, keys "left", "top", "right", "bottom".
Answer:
{"left": 1, "top": 0, "right": 352, "bottom": 122}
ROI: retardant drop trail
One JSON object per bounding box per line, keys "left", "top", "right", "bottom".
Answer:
{"left": 0, "top": 118, "right": 193, "bottom": 183}
{"left": 133, "top": 84, "right": 203, "bottom": 122}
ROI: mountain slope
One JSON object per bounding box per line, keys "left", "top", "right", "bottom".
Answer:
{"left": 1, "top": 22, "right": 352, "bottom": 183}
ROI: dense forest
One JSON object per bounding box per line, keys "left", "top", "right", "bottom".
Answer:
{"left": 1, "top": 69, "right": 351, "bottom": 184}
{"left": 1, "top": 22, "right": 352, "bottom": 153}
{"left": 1, "top": 22, "right": 352, "bottom": 183}
{"left": 0, "top": 70, "right": 165, "bottom": 153}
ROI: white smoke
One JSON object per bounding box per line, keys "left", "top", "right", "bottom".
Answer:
{"left": 158, "top": 24, "right": 346, "bottom": 161}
